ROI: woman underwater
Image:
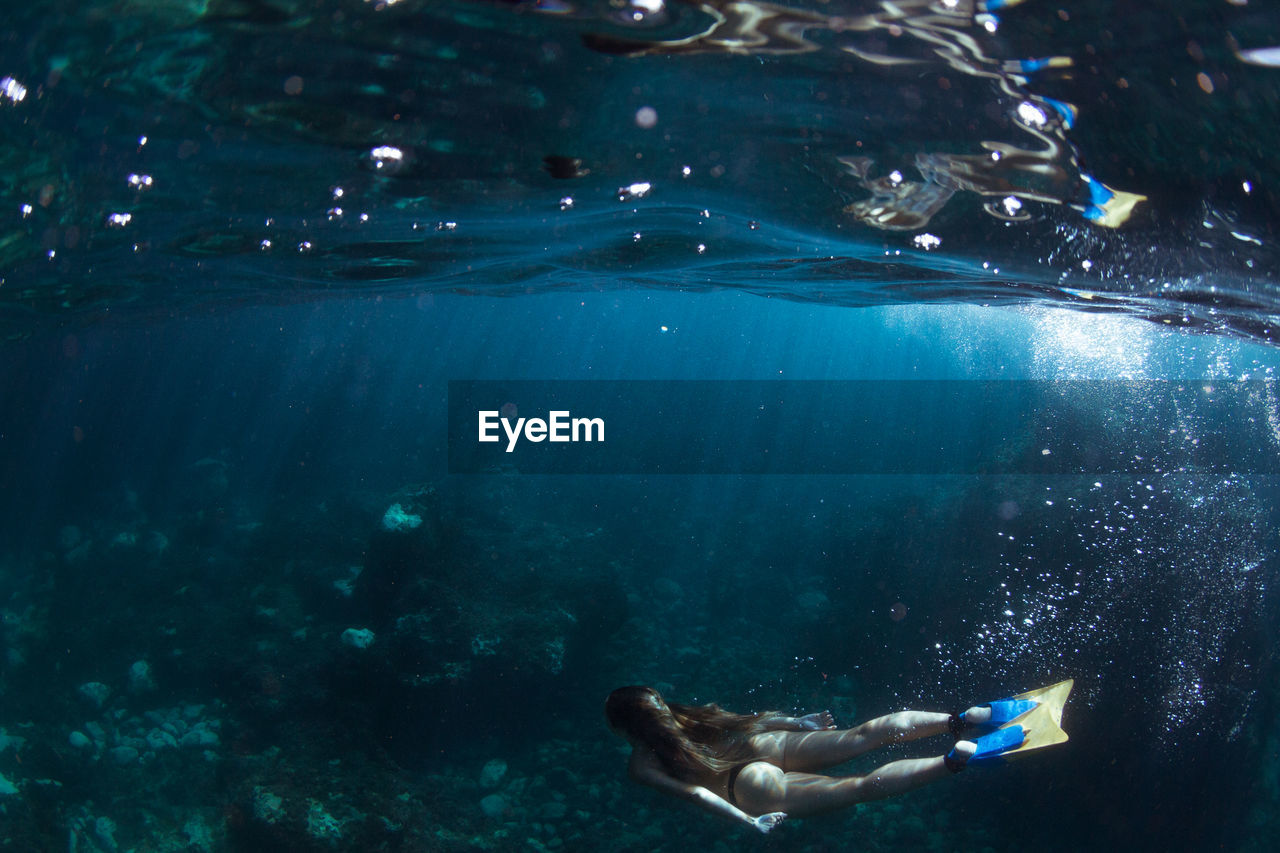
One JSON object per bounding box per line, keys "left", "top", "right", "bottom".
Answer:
{"left": 605, "top": 684, "right": 1051, "bottom": 833}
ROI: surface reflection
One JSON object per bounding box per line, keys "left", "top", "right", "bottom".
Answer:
{"left": 0, "top": 0, "right": 1274, "bottom": 338}
{"left": 583, "top": 0, "right": 1147, "bottom": 230}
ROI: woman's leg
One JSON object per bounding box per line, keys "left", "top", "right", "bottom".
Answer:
{"left": 734, "top": 754, "right": 953, "bottom": 819}
{"left": 750, "top": 711, "right": 953, "bottom": 772}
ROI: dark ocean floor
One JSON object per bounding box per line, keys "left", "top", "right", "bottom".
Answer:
{"left": 2, "top": 463, "right": 1278, "bottom": 852}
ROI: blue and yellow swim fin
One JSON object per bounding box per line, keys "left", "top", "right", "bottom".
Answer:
{"left": 975, "top": 679, "right": 1074, "bottom": 760}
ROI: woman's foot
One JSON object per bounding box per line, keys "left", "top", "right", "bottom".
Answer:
{"left": 962, "top": 696, "right": 1037, "bottom": 729}
{"left": 796, "top": 710, "right": 836, "bottom": 731}
{"left": 945, "top": 739, "right": 978, "bottom": 772}
{"left": 948, "top": 705, "right": 990, "bottom": 737}
{"left": 947, "top": 725, "right": 1026, "bottom": 771}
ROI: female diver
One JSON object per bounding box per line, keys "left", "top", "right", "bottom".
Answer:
{"left": 605, "top": 684, "right": 1027, "bottom": 834}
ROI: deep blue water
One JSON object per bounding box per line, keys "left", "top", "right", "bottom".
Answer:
{"left": 2, "top": 2, "right": 1280, "bottom": 852}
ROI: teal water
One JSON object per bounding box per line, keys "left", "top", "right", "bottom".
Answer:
{"left": 2, "top": 2, "right": 1280, "bottom": 851}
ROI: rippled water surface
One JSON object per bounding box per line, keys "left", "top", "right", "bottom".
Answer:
{"left": 1, "top": 0, "right": 1278, "bottom": 337}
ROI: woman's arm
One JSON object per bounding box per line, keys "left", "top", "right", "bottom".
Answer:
{"left": 627, "top": 751, "right": 786, "bottom": 834}
{"left": 760, "top": 710, "right": 836, "bottom": 732}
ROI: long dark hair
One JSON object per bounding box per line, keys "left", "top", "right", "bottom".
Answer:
{"left": 605, "top": 685, "right": 787, "bottom": 781}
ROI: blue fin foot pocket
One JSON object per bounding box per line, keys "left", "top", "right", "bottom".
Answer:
{"left": 968, "top": 724, "right": 1027, "bottom": 765}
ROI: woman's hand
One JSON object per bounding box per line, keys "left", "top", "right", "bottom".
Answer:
{"left": 796, "top": 710, "right": 836, "bottom": 731}
{"left": 750, "top": 812, "right": 787, "bottom": 833}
